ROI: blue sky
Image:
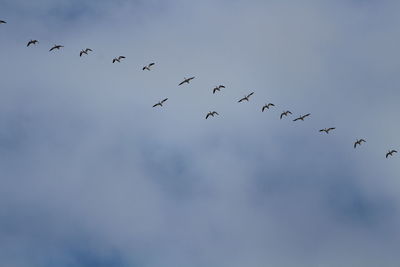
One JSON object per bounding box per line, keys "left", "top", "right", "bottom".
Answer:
{"left": 0, "top": 0, "right": 400, "bottom": 266}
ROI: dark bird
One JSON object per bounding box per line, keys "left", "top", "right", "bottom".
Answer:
{"left": 238, "top": 92, "right": 254, "bottom": 103}
{"left": 280, "top": 111, "right": 292, "bottom": 119}
{"left": 143, "top": 62, "right": 155, "bottom": 71}
{"left": 262, "top": 103, "right": 275, "bottom": 112}
{"left": 112, "top": 56, "right": 125, "bottom": 63}
{"left": 205, "top": 111, "right": 219, "bottom": 119}
{"left": 80, "top": 48, "right": 92, "bottom": 57}
{"left": 179, "top": 77, "right": 195, "bottom": 86}
{"left": 49, "top": 44, "right": 64, "bottom": 51}
{"left": 354, "top": 139, "right": 366, "bottom": 148}
{"left": 386, "top": 150, "right": 397, "bottom": 158}
{"left": 213, "top": 85, "right": 225, "bottom": 94}
{"left": 27, "top": 40, "right": 38, "bottom": 47}
{"left": 152, "top": 98, "right": 168, "bottom": 108}
{"left": 319, "top": 127, "right": 336, "bottom": 134}
{"left": 0, "top": 20, "right": 6, "bottom": 24}
{"left": 293, "top": 113, "right": 311, "bottom": 121}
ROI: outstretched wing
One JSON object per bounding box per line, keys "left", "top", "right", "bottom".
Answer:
{"left": 262, "top": 106, "right": 266, "bottom": 112}
{"left": 178, "top": 80, "right": 185, "bottom": 86}
{"left": 161, "top": 98, "right": 168, "bottom": 103}
{"left": 304, "top": 113, "right": 311, "bottom": 118}
{"left": 293, "top": 117, "right": 300, "bottom": 121}
{"left": 153, "top": 103, "right": 161, "bottom": 108}
{"left": 280, "top": 113, "right": 285, "bottom": 119}
{"left": 86, "top": 48, "right": 92, "bottom": 52}
{"left": 238, "top": 98, "right": 245, "bottom": 103}
{"left": 247, "top": 92, "right": 254, "bottom": 98}
{"left": 149, "top": 63, "right": 155, "bottom": 67}
{"left": 219, "top": 85, "right": 225, "bottom": 88}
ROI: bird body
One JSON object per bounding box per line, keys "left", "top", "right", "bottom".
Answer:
{"left": 179, "top": 77, "right": 195, "bottom": 86}
{"left": 319, "top": 127, "right": 336, "bottom": 134}
{"left": 152, "top": 98, "right": 168, "bottom": 108}
{"left": 262, "top": 103, "right": 275, "bottom": 112}
{"left": 293, "top": 113, "right": 311, "bottom": 121}
{"left": 386, "top": 150, "right": 397, "bottom": 158}
{"left": 27, "top": 40, "right": 38, "bottom": 47}
{"left": 213, "top": 85, "right": 225, "bottom": 94}
{"left": 238, "top": 92, "right": 254, "bottom": 103}
{"left": 280, "top": 111, "right": 292, "bottom": 119}
{"left": 354, "top": 139, "right": 366, "bottom": 148}
{"left": 49, "top": 44, "right": 64, "bottom": 51}
{"left": 205, "top": 111, "right": 219, "bottom": 119}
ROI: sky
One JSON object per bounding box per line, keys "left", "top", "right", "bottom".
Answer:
{"left": 0, "top": 0, "right": 400, "bottom": 266}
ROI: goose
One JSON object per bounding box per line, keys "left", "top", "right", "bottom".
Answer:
{"left": 238, "top": 92, "right": 254, "bottom": 103}
{"left": 152, "top": 98, "right": 168, "bottom": 108}
{"left": 293, "top": 113, "right": 311, "bottom": 121}
{"left": 353, "top": 139, "right": 366, "bottom": 148}
{"left": 319, "top": 127, "right": 335, "bottom": 134}
{"left": 205, "top": 111, "right": 219, "bottom": 119}
{"left": 49, "top": 44, "right": 64, "bottom": 51}
{"left": 143, "top": 62, "right": 155, "bottom": 71}
{"left": 80, "top": 48, "right": 92, "bottom": 57}
{"left": 27, "top": 40, "right": 38, "bottom": 47}
{"left": 262, "top": 103, "right": 275, "bottom": 112}
{"left": 213, "top": 85, "right": 225, "bottom": 94}
{"left": 112, "top": 56, "right": 125, "bottom": 63}
{"left": 179, "top": 77, "right": 195, "bottom": 86}
{"left": 386, "top": 150, "right": 397, "bottom": 158}
{"left": 280, "top": 111, "right": 292, "bottom": 119}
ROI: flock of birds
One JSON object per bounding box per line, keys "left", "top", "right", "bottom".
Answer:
{"left": 0, "top": 19, "right": 397, "bottom": 159}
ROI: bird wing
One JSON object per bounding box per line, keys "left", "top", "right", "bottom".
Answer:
{"left": 262, "top": 106, "right": 266, "bottom": 112}
{"left": 319, "top": 129, "right": 325, "bottom": 132}
{"left": 293, "top": 118, "right": 300, "bottom": 121}
{"left": 80, "top": 51, "right": 83, "bottom": 57}
{"left": 161, "top": 98, "right": 168, "bottom": 103}
{"left": 213, "top": 88, "right": 217, "bottom": 94}
{"left": 304, "top": 113, "right": 311, "bottom": 118}
{"left": 360, "top": 139, "right": 366, "bottom": 143}
{"left": 189, "top": 77, "right": 195, "bottom": 81}
{"left": 219, "top": 85, "right": 225, "bottom": 88}
{"left": 206, "top": 113, "right": 210, "bottom": 119}
{"left": 247, "top": 92, "right": 254, "bottom": 98}
{"left": 386, "top": 152, "right": 390, "bottom": 158}
{"left": 287, "top": 111, "right": 292, "bottom": 114}
{"left": 153, "top": 103, "right": 160, "bottom": 107}
{"left": 328, "top": 127, "right": 335, "bottom": 131}
{"left": 280, "top": 113, "right": 285, "bottom": 119}
{"left": 119, "top": 56, "right": 125, "bottom": 59}
{"left": 178, "top": 81, "right": 185, "bottom": 86}
{"left": 393, "top": 150, "right": 398, "bottom": 153}
{"left": 0, "top": 20, "right": 6, "bottom": 24}
{"left": 49, "top": 47, "right": 55, "bottom": 51}
{"left": 86, "top": 48, "right": 92, "bottom": 52}
{"left": 213, "top": 112, "right": 219, "bottom": 115}
{"left": 149, "top": 63, "right": 155, "bottom": 67}
{"left": 238, "top": 98, "right": 245, "bottom": 103}
{"left": 269, "top": 103, "right": 275, "bottom": 106}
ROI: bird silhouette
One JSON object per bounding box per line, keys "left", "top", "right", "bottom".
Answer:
{"left": 238, "top": 92, "right": 254, "bottom": 103}
{"left": 319, "top": 127, "right": 335, "bottom": 134}
{"left": 27, "top": 40, "right": 38, "bottom": 47}
{"left": 213, "top": 85, "right": 225, "bottom": 94}
{"left": 152, "top": 98, "right": 168, "bottom": 108}
{"left": 80, "top": 48, "right": 92, "bottom": 57}
{"left": 280, "top": 111, "right": 292, "bottom": 119}
{"left": 143, "top": 62, "right": 155, "bottom": 71}
{"left": 179, "top": 77, "right": 195, "bottom": 86}
{"left": 112, "top": 56, "right": 125, "bottom": 63}
{"left": 205, "top": 111, "right": 219, "bottom": 119}
{"left": 354, "top": 139, "right": 366, "bottom": 148}
{"left": 262, "top": 103, "right": 275, "bottom": 112}
{"left": 293, "top": 113, "right": 311, "bottom": 121}
{"left": 49, "top": 44, "right": 64, "bottom": 51}
{"left": 0, "top": 20, "right": 6, "bottom": 24}
{"left": 386, "top": 150, "right": 397, "bottom": 158}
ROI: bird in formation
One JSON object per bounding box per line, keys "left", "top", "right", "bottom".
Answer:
{"left": 262, "top": 103, "right": 275, "bottom": 112}
{"left": 179, "top": 77, "right": 195, "bottom": 86}
{"left": 319, "top": 127, "right": 336, "bottom": 134}
{"left": 206, "top": 111, "right": 219, "bottom": 119}
{"left": 0, "top": 20, "right": 6, "bottom": 24}
{"left": 386, "top": 150, "right": 397, "bottom": 158}
{"left": 293, "top": 113, "right": 311, "bottom": 121}
{"left": 238, "top": 92, "right": 254, "bottom": 103}
{"left": 152, "top": 98, "right": 168, "bottom": 108}
{"left": 49, "top": 44, "right": 64, "bottom": 51}
{"left": 143, "top": 62, "right": 155, "bottom": 71}
{"left": 354, "top": 139, "right": 366, "bottom": 148}
{"left": 112, "top": 56, "right": 125, "bottom": 63}
{"left": 80, "top": 48, "right": 92, "bottom": 57}
{"left": 27, "top": 40, "right": 38, "bottom": 47}
{"left": 280, "top": 111, "right": 292, "bottom": 119}
{"left": 213, "top": 85, "right": 225, "bottom": 94}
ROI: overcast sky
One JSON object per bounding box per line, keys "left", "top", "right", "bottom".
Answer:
{"left": 0, "top": 0, "right": 400, "bottom": 266}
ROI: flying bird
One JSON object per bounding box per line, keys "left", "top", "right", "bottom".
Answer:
{"left": 262, "top": 103, "right": 275, "bottom": 112}
{"left": 49, "top": 44, "right": 64, "bottom": 51}
{"left": 293, "top": 113, "right": 311, "bottom": 121}
{"left": 319, "top": 127, "right": 336, "bottom": 134}
{"left": 0, "top": 20, "right": 6, "bottom": 24}
{"left": 213, "top": 85, "right": 225, "bottom": 94}
{"left": 354, "top": 139, "right": 366, "bottom": 148}
{"left": 27, "top": 40, "right": 38, "bottom": 47}
{"left": 80, "top": 48, "right": 92, "bottom": 57}
{"left": 386, "top": 150, "right": 397, "bottom": 158}
{"left": 238, "top": 92, "right": 254, "bottom": 103}
{"left": 143, "top": 62, "right": 155, "bottom": 71}
{"left": 205, "top": 111, "right": 219, "bottom": 119}
{"left": 112, "top": 56, "right": 125, "bottom": 63}
{"left": 152, "top": 98, "right": 168, "bottom": 108}
{"left": 179, "top": 77, "right": 195, "bottom": 86}
{"left": 280, "top": 111, "right": 292, "bottom": 119}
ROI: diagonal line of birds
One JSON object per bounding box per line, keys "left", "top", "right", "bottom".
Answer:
{"left": 0, "top": 20, "right": 397, "bottom": 159}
